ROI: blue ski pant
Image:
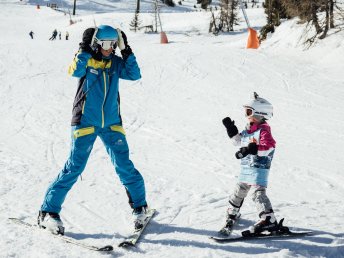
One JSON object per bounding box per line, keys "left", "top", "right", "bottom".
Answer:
{"left": 41, "top": 124, "right": 146, "bottom": 213}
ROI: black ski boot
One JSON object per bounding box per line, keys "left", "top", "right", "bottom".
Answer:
{"left": 249, "top": 210, "right": 278, "bottom": 234}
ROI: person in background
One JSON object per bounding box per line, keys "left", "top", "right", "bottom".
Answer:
{"left": 65, "top": 31, "right": 69, "bottom": 40}
{"left": 29, "top": 31, "right": 34, "bottom": 39}
{"left": 37, "top": 25, "right": 148, "bottom": 235}
{"left": 49, "top": 29, "right": 57, "bottom": 40}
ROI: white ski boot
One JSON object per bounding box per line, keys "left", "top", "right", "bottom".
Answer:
{"left": 132, "top": 206, "right": 148, "bottom": 231}
{"left": 38, "top": 211, "right": 65, "bottom": 235}
{"left": 219, "top": 207, "right": 241, "bottom": 236}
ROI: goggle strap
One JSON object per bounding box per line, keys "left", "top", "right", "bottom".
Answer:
{"left": 90, "top": 27, "right": 98, "bottom": 48}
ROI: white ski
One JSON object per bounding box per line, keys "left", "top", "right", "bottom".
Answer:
{"left": 9, "top": 218, "right": 113, "bottom": 252}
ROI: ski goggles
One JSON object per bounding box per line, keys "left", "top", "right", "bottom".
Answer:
{"left": 97, "top": 39, "right": 117, "bottom": 50}
{"left": 245, "top": 107, "right": 254, "bottom": 117}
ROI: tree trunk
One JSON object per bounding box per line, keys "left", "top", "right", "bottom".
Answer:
{"left": 229, "top": 1, "right": 234, "bottom": 31}
{"left": 329, "top": 0, "right": 334, "bottom": 28}
{"left": 311, "top": 1, "right": 322, "bottom": 34}
{"left": 319, "top": 1, "right": 329, "bottom": 39}
{"left": 268, "top": 0, "right": 272, "bottom": 25}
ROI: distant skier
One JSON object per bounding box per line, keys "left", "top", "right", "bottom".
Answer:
{"left": 29, "top": 31, "right": 34, "bottom": 39}
{"left": 220, "top": 92, "right": 278, "bottom": 235}
{"left": 49, "top": 29, "right": 58, "bottom": 40}
{"left": 65, "top": 31, "right": 69, "bottom": 40}
{"left": 59, "top": 31, "right": 61, "bottom": 40}
{"left": 38, "top": 25, "right": 148, "bottom": 235}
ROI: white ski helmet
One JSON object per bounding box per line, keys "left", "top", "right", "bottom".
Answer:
{"left": 243, "top": 92, "right": 273, "bottom": 120}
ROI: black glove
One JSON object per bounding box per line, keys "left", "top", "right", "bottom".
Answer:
{"left": 119, "top": 31, "right": 133, "bottom": 61}
{"left": 79, "top": 28, "right": 102, "bottom": 61}
{"left": 222, "top": 117, "right": 238, "bottom": 138}
{"left": 235, "top": 142, "right": 258, "bottom": 159}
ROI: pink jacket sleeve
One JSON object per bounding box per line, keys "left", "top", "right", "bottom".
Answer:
{"left": 258, "top": 127, "right": 276, "bottom": 156}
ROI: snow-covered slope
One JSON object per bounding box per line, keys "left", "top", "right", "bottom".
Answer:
{"left": 1, "top": 1, "right": 344, "bottom": 258}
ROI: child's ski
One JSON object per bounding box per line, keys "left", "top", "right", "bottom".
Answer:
{"left": 210, "top": 230, "right": 312, "bottom": 243}
{"left": 118, "top": 208, "right": 156, "bottom": 248}
{"left": 9, "top": 218, "right": 113, "bottom": 252}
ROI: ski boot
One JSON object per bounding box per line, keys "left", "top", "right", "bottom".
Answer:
{"left": 132, "top": 205, "right": 148, "bottom": 231}
{"left": 219, "top": 207, "right": 241, "bottom": 236}
{"left": 37, "top": 211, "right": 65, "bottom": 235}
{"left": 247, "top": 211, "right": 278, "bottom": 235}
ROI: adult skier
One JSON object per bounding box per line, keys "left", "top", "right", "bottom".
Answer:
{"left": 220, "top": 92, "right": 278, "bottom": 235}
{"left": 38, "top": 25, "right": 148, "bottom": 235}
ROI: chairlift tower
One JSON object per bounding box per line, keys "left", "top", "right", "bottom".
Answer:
{"left": 73, "top": 0, "right": 76, "bottom": 15}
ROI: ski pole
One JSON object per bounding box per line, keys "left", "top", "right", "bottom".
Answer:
{"left": 239, "top": 0, "right": 251, "bottom": 28}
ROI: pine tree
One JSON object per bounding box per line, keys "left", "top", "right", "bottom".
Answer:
{"left": 130, "top": 11, "right": 142, "bottom": 32}
{"left": 280, "top": 0, "right": 341, "bottom": 44}
{"left": 260, "top": 0, "right": 288, "bottom": 41}
{"left": 218, "top": 0, "right": 240, "bottom": 32}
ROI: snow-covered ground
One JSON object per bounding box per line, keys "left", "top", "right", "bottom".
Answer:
{"left": 1, "top": 1, "right": 344, "bottom": 257}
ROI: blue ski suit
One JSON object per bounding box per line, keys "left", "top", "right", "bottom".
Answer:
{"left": 40, "top": 50, "right": 147, "bottom": 213}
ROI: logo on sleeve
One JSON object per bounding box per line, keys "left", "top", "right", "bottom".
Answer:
{"left": 90, "top": 69, "right": 98, "bottom": 75}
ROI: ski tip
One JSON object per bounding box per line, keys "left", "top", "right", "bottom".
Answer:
{"left": 291, "top": 231, "right": 313, "bottom": 236}
{"left": 97, "top": 245, "right": 114, "bottom": 252}
{"left": 118, "top": 241, "right": 135, "bottom": 248}
{"left": 209, "top": 236, "right": 228, "bottom": 242}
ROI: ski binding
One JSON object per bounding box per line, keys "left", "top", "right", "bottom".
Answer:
{"left": 119, "top": 208, "right": 156, "bottom": 248}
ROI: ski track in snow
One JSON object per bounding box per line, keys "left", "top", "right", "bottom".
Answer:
{"left": 1, "top": 1, "right": 344, "bottom": 258}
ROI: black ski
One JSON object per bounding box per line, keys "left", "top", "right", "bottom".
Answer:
{"left": 119, "top": 208, "right": 156, "bottom": 248}
{"left": 211, "top": 218, "right": 312, "bottom": 243}
{"left": 9, "top": 218, "right": 113, "bottom": 252}
{"left": 211, "top": 230, "right": 312, "bottom": 243}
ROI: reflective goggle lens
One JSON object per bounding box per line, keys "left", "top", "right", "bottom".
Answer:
{"left": 245, "top": 108, "right": 254, "bottom": 117}
{"left": 98, "top": 40, "right": 116, "bottom": 50}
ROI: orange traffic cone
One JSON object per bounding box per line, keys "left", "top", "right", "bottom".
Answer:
{"left": 246, "top": 28, "right": 259, "bottom": 49}
{"left": 160, "top": 31, "right": 168, "bottom": 44}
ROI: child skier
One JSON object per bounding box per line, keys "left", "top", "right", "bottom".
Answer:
{"left": 220, "top": 92, "right": 277, "bottom": 236}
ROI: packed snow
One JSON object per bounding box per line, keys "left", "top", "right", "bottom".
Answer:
{"left": 1, "top": 0, "right": 344, "bottom": 257}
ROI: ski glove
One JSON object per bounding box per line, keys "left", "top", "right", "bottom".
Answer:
{"left": 222, "top": 117, "right": 239, "bottom": 138}
{"left": 117, "top": 29, "right": 133, "bottom": 61}
{"left": 235, "top": 142, "right": 258, "bottom": 159}
{"left": 79, "top": 27, "right": 102, "bottom": 61}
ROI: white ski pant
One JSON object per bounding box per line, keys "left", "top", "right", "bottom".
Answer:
{"left": 228, "top": 182, "right": 273, "bottom": 216}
